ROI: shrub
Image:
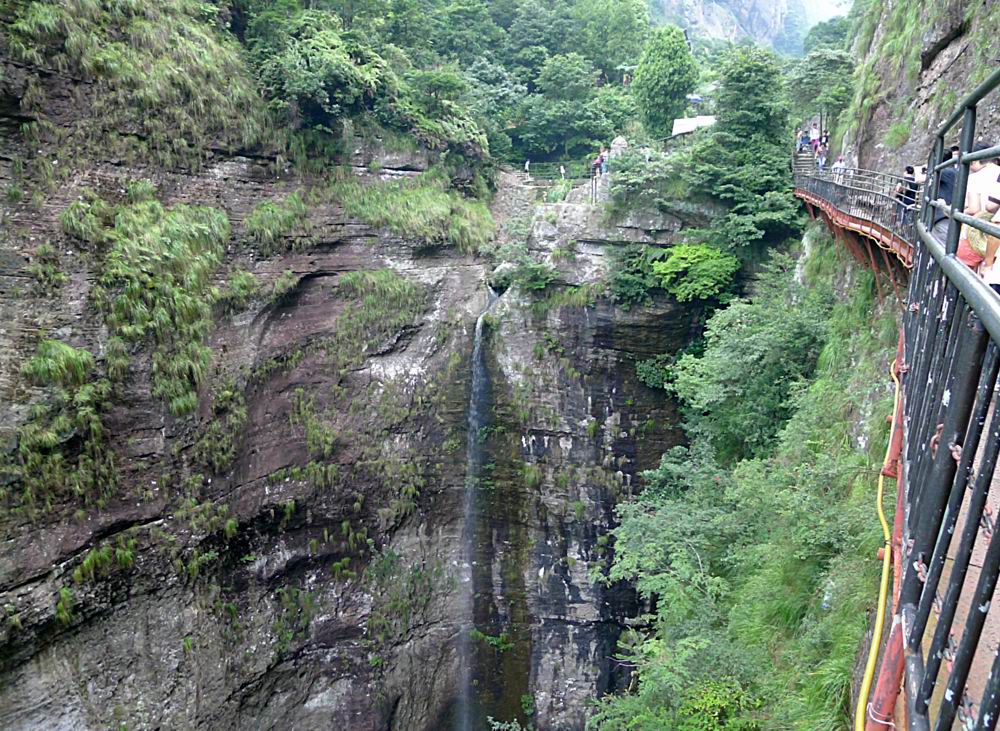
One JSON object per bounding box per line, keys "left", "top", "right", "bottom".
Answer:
{"left": 652, "top": 244, "right": 740, "bottom": 302}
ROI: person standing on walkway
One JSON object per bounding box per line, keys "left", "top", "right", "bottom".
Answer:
{"left": 964, "top": 142, "right": 1000, "bottom": 215}
{"left": 524, "top": 159, "right": 530, "bottom": 179}
{"left": 931, "top": 148, "right": 960, "bottom": 245}
{"left": 895, "top": 165, "right": 917, "bottom": 227}
{"left": 831, "top": 155, "right": 846, "bottom": 182}
{"left": 559, "top": 164, "right": 565, "bottom": 180}
{"left": 600, "top": 147, "right": 609, "bottom": 175}
{"left": 810, "top": 123, "right": 821, "bottom": 153}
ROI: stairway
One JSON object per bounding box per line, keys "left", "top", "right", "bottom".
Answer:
{"left": 793, "top": 149, "right": 816, "bottom": 175}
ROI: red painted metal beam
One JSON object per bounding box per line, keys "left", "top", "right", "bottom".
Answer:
{"left": 793, "top": 188, "right": 913, "bottom": 269}
{"left": 866, "top": 335, "right": 907, "bottom": 731}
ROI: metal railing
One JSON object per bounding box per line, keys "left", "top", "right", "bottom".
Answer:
{"left": 517, "top": 161, "right": 593, "bottom": 180}
{"left": 793, "top": 160, "right": 923, "bottom": 258}
{"left": 792, "top": 66, "right": 1000, "bottom": 730}
{"left": 896, "top": 66, "right": 1000, "bottom": 731}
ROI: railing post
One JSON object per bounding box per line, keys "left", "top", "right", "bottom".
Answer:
{"left": 946, "top": 106, "right": 977, "bottom": 256}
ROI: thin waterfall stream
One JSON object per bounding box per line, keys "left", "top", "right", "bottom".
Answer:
{"left": 456, "top": 285, "right": 499, "bottom": 731}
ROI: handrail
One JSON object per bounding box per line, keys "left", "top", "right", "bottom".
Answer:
{"left": 792, "top": 165, "right": 920, "bottom": 266}
{"left": 893, "top": 65, "right": 1000, "bottom": 731}
{"left": 791, "top": 60, "right": 1000, "bottom": 730}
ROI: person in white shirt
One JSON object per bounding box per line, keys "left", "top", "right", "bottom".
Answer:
{"left": 965, "top": 143, "right": 1000, "bottom": 215}
{"left": 809, "top": 123, "right": 820, "bottom": 153}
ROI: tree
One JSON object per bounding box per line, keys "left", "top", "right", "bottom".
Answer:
{"left": 573, "top": 0, "right": 650, "bottom": 82}
{"left": 631, "top": 25, "right": 697, "bottom": 138}
{"left": 683, "top": 46, "right": 800, "bottom": 249}
{"left": 670, "top": 255, "right": 830, "bottom": 462}
{"left": 247, "top": 9, "right": 389, "bottom": 126}
{"left": 511, "top": 96, "right": 613, "bottom": 158}
{"left": 535, "top": 53, "right": 598, "bottom": 101}
{"left": 803, "top": 16, "right": 850, "bottom": 53}
{"left": 785, "top": 48, "right": 854, "bottom": 127}
{"left": 433, "top": 0, "right": 505, "bottom": 65}
{"left": 713, "top": 45, "right": 787, "bottom": 141}
{"left": 652, "top": 244, "right": 740, "bottom": 302}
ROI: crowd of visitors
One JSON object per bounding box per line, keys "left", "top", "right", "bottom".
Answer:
{"left": 795, "top": 116, "right": 1000, "bottom": 298}
{"left": 796, "top": 122, "right": 831, "bottom": 170}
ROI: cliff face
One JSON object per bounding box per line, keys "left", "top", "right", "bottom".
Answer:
{"left": 0, "top": 56, "right": 694, "bottom": 731}
{"left": 849, "top": 0, "right": 1000, "bottom": 171}
{"left": 651, "top": 0, "right": 803, "bottom": 49}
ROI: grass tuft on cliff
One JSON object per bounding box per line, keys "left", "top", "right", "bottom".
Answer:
{"left": 328, "top": 170, "right": 494, "bottom": 254}
{"left": 8, "top": 0, "right": 269, "bottom": 170}
{"left": 63, "top": 190, "right": 229, "bottom": 416}
{"left": 5, "top": 340, "right": 115, "bottom": 514}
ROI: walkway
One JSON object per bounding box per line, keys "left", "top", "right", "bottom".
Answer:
{"left": 792, "top": 151, "right": 916, "bottom": 269}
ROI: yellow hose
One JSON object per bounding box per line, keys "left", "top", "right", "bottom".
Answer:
{"left": 854, "top": 360, "right": 901, "bottom": 731}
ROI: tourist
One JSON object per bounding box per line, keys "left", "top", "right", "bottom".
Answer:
{"left": 964, "top": 142, "right": 1000, "bottom": 215}
{"left": 810, "top": 123, "right": 821, "bottom": 153}
{"left": 832, "top": 155, "right": 846, "bottom": 181}
{"left": 817, "top": 144, "right": 828, "bottom": 171}
{"left": 560, "top": 164, "right": 566, "bottom": 180}
{"left": 915, "top": 165, "right": 928, "bottom": 185}
{"left": 524, "top": 159, "right": 530, "bottom": 178}
{"left": 895, "top": 165, "right": 918, "bottom": 228}
{"left": 821, "top": 129, "right": 830, "bottom": 148}
{"left": 799, "top": 128, "right": 810, "bottom": 152}
{"left": 600, "top": 147, "right": 609, "bottom": 176}
{"left": 931, "top": 148, "right": 960, "bottom": 245}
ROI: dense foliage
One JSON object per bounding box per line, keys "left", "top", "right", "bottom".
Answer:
{"left": 592, "top": 229, "right": 897, "bottom": 730}
{"left": 632, "top": 26, "right": 698, "bottom": 138}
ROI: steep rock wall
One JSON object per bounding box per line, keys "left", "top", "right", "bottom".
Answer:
{"left": 651, "top": 0, "right": 804, "bottom": 50}
{"left": 850, "top": 0, "right": 1000, "bottom": 171}
{"left": 0, "top": 63, "right": 695, "bottom": 731}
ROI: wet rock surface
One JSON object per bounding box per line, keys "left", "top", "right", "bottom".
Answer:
{"left": 0, "top": 72, "right": 694, "bottom": 731}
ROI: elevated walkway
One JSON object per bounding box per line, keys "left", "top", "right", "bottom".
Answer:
{"left": 793, "top": 155, "right": 916, "bottom": 270}
{"left": 793, "top": 65, "right": 1000, "bottom": 731}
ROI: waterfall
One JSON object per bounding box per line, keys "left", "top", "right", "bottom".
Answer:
{"left": 455, "top": 286, "right": 498, "bottom": 731}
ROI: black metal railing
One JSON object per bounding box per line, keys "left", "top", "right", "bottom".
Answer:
{"left": 792, "top": 67, "right": 1000, "bottom": 730}
{"left": 793, "top": 160, "right": 922, "bottom": 256}
{"left": 897, "top": 66, "right": 1000, "bottom": 731}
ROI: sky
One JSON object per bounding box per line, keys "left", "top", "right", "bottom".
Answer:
{"left": 806, "top": 0, "right": 851, "bottom": 26}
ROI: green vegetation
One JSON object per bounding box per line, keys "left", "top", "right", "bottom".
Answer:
{"left": 365, "top": 549, "right": 445, "bottom": 657}
{"left": 786, "top": 48, "right": 854, "bottom": 134}
{"left": 55, "top": 587, "right": 75, "bottom": 626}
{"left": 64, "top": 191, "right": 229, "bottom": 416}
{"left": 803, "top": 16, "right": 849, "bottom": 53}
{"left": 27, "top": 243, "right": 68, "bottom": 295}
{"left": 652, "top": 245, "right": 740, "bottom": 303}
{"left": 8, "top": 0, "right": 268, "bottom": 170}
{"left": 632, "top": 26, "right": 698, "bottom": 138}
{"left": 4, "top": 340, "right": 115, "bottom": 513}
{"left": 218, "top": 271, "right": 260, "bottom": 314}
{"left": 329, "top": 170, "right": 494, "bottom": 253}
{"left": 608, "top": 245, "right": 669, "bottom": 310}
{"left": 685, "top": 47, "right": 801, "bottom": 251}
{"left": 592, "top": 228, "right": 895, "bottom": 729}
{"left": 193, "top": 386, "right": 248, "bottom": 474}
{"left": 245, "top": 192, "right": 310, "bottom": 256}
{"left": 471, "top": 628, "right": 515, "bottom": 652}
{"left": 330, "top": 268, "right": 426, "bottom": 367}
